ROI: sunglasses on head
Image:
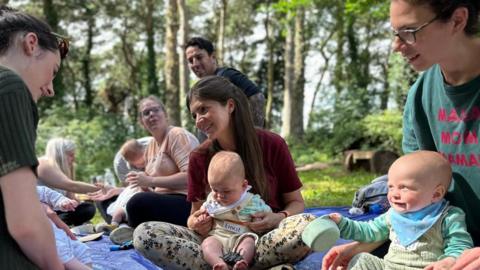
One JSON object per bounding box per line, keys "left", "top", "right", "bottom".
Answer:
{"left": 48, "top": 31, "right": 70, "bottom": 59}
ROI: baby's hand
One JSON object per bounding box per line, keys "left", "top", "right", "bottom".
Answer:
{"left": 197, "top": 208, "right": 210, "bottom": 222}
{"left": 423, "top": 256, "right": 455, "bottom": 270}
{"left": 59, "top": 198, "right": 78, "bottom": 212}
{"left": 252, "top": 217, "right": 262, "bottom": 222}
{"left": 328, "top": 213, "right": 343, "bottom": 224}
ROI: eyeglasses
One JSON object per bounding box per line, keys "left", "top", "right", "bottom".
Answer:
{"left": 141, "top": 106, "right": 162, "bottom": 117}
{"left": 392, "top": 16, "right": 438, "bottom": 45}
{"left": 49, "top": 31, "right": 70, "bottom": 59}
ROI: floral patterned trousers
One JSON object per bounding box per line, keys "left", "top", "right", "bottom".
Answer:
{"left": 133, "top": 213, "right": 315, "bottom": 270}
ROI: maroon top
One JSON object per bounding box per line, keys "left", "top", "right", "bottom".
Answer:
{"left": 187, "top": 129, "right": 302, "bottom": 212}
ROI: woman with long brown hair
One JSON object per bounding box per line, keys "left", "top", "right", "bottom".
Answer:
{"left": 132, "top": 76, "right": 315, "bottom": 269}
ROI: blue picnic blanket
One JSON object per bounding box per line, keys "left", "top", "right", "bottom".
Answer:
{"left": 295, "top": 206, "right": 380, "bottom": 270}
{"left": 87, "top": 206, "right": 379, "bottom": 270}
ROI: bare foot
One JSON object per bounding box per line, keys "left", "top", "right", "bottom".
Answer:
{"left": 233, "top": 259, "right": 249, "bottom": 270}
{"left": 213, "top": 262, "right": 229, "bottom": 270}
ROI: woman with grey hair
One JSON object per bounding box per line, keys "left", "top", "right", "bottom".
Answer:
{"left": 38, "top": 138, "right": 101, "bottom": 225}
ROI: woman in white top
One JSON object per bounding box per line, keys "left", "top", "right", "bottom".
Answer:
{"left": 38, "top": 138, "right": 101, "bottom": 225}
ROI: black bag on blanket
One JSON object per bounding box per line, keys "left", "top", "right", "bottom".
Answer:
{"left": 350, "top": 175, "right": 390, "bottom": 215}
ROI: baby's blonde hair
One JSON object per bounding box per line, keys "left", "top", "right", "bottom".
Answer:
{"left": 120, "top": 139, "right": 145, "bottom": 163}
{"left": 208, "top": 151, "right": 245, "bottom": 184}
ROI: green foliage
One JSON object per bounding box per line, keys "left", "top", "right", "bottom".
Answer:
{"left": 304, "top": 109, "right": 402, "bottom": 157}
{"left": 37, "top": 106, "right": 147, "bottom": 182}
{"left": 345, "top": 0, "right": 389, "bottom": 19}
{"left": 361, "top": 110, "right": 403, "bottom": 154}
{"left": 388, "top": 53, "right": 417, "bottom": 110}
{"left": 288, "top": 139, "right": 330, "bottom": 166}
{"left": 299, "top": 165, "right": 377, "bottom": 207}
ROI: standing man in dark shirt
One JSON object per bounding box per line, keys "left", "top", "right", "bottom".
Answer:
{"left": 185, "top": 37, "right": 265, "bottom": 127}
{"left": 0, "top": 5, "right": 68, "bottom": 269}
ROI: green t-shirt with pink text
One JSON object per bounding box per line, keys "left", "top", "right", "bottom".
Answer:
{"left": 403, "top": 64, "right": 480, "bottom": 245}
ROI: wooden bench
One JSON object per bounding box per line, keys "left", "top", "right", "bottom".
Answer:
{"left": 344, "top": 150, "right": 399, "bottom": 174}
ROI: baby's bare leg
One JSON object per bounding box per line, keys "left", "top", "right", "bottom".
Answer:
{"left": 111, "top": 208, "right": 126, "bottom": 225}
{"left": 234, "top": 236, "right": 256, "bottom": 270}
{"left": 201, "top": 236, "right": 228, "bottom": 270}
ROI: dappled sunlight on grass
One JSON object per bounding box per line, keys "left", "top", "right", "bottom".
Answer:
{"left": 299, "top": 165, "right": 378, "bottom": 208}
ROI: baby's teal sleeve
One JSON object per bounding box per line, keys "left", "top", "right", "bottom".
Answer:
{"left": 441, "top": 206, "right": 473, "bottom": 259}
{"left": 240, "top": 194, "right": 272, "bottom": 216}
{"left": 338, "top": 214, "right": 389, "bottom": 242}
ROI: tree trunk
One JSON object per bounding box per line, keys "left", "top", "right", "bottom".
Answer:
{"left": 164, "top": 0, "right": 180, "bottom": 125}
{"left": 177, "top": 0, "right": 193, "bottom": 129}
{"left": 292, "top": 7, "right": 306, "bottom": 139}
{"left": 281, "top": 15, "right": 294, "bottom": 138}
{"left": 145, "top": 0, "right": 159, "bottom": 96}
{"left": 82, "top": 15, "right": 94, "bottom": 118}
{"left": 264, "top": 2, "right": 274, "bottom": 129}
{"left": 216, "top": 0, "right": 227, "bottom": 66}
{"left": 333, "top": 2, "right": 345, "bottom": 111}
{"left": 307, "top": 29, "right": 335, "bottom": 130}
{"left": 379, "top": 44, "right": 391, "bottom": 110}
{"left": 120, "top": 18, "right": 142, "bottom": 103}
{"left": 42, "top": 0, "right": 64, "bottom": 111}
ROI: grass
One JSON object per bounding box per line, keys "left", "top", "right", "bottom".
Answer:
{"left": 91, "top": 211, "right": 104, "bottom": 225}
{"left": 299, "top": 165, "right": 378, "bottom": 208}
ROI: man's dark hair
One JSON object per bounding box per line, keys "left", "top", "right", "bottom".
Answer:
{"left": 185, "top": 37, "right": 215, "bottom": 55}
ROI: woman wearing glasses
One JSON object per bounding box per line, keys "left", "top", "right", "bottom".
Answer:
{"left": 322, "top": 1, "right": 480, "bottom": 269}
{"left": 0, "top": 5, "right": 68, "bottom": 270}
{"left": 122, "top": 96, "right": 198, "bottom": 227}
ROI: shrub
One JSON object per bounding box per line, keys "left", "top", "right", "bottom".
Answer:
{"left": 361, "top": 110, "right": 403, "bottom": 154}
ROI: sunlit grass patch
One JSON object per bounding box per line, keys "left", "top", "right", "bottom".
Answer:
{"left": 299, "top": 165, "right": 378, "bottom": 208}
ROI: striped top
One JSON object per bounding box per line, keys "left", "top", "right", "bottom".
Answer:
{"left": 0, "top": 65, "right": 39, "bottom": 177}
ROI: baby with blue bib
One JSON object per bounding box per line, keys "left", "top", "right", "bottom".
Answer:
{"left": 328, "top": 151, "right": 473, "bottom": 270}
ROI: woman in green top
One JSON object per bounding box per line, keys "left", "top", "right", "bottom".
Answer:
{"left": 322, "top": 0, "right": 480, "bottom": 269}
{"left": 0, "top": 5, "right": 68, "bottom": 270}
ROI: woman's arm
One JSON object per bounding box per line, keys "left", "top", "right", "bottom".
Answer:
{"left": 1, "top": 167, "right": 64, "bottom": 270}
{"left": 38, "top": 158, "right": 101, "bottom": 194}
{"left": 126, "top": 171, "right": 187, "bottom": 190}
{"left": 88, "top": 186, "right": 124, "bottom": 201}
{"left": 280, "top": 188, "right": 305, "bottom": 216}
{"left": 249, "top": 188, "right": 304, "bottom": 233}
{"left": 149, "top": 172, "right": 187, "bottom": 189}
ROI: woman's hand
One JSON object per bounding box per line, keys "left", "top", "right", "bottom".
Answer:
{"left": 322, "top": 242, "right": 358, "bottom": 270}
{"left": 88, "top": 186, "right": 123, "bottom": 201}
{"left": 450, "top": 248, "right": 480, "bottom": 270}
{"left": 126, "top": 172, "right": 152, "bottom": 188}
{"left": 321, "top": 241, "right": 385, "bottom": 270}
{"left": 188, "top": 208, "right": 212, "bottom": 236}
{"left": 248, "top": 212, "right": 284, "bottom": 233}
{"left": 424, "top": 257, "right": 455, "bottom": 270}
